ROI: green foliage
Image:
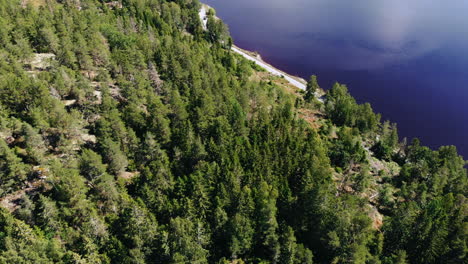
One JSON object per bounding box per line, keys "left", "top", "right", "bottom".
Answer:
{"left": 206, "top": 15, "right": 230, "bottom": 45}
{"left": 0, "top": 0, "right": 464, "bottom": 263}
{"left": 167, "top": 217, "right": 209, "bottom": 263}
{"left": 79, "top": 149, "right": 107, "bottom": 180}
{"left": 372, "top": 121, "right": 399, "bottom": 161}
{"left": 0, "top": 140, "right": 28, "bottom": 196}
{"left": 254, "top": 182, "right": 280, "bottom": 261}
{"left": 326, "top": 83, "right": 380, "bottom": 133}
{"left": 101, "top": 138, "right": 128, "bottom": 175}
{"left": 329, "top": 127, "right": 366, "bottom": 168}
{"left": 0, "top": 209, "right": 66, "bottom": 263}
{"left": 304, "top": 75, "right": 319, "bottom": 103}
{"left": 21, "top": 123, "right": 47, "bottom": 163}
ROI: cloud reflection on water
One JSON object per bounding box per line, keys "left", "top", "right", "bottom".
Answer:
{"left": 291, "top": 0, "right": 467, "bottom": 69}
{"left": 222, "top": 0, "right": 468, "bottom": 70}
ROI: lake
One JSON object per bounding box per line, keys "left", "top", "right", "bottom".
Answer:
{"left": 204, "top": 0, "right": 468, "bottom": 159}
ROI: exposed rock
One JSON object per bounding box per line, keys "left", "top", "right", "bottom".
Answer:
{"left": 80, "top": 133, "right": 97, "bottom": 144}
{"left": 119, "top": 171, "right": 139, "bottom": 180}
{"left": 87, "top": 114, "right": 101, "bottom": 123}
{"left": 0, "top": 192, "right": 23, "bottom": 212}
{"left": 198, "top": 5, "right": 208, "bottom": 30}
{"left": 367, "top": 190, "right": 380, "bottom": 204}
{"left": 63, "top": 99, "right": 77, "bottom": 106}
{"left": 367, "top": 204, "right": 383, "bottom": 230}
{"left": 27, "top": 53, "right": 55, "bottom": 70}
{"left": 0, "top": 132, "right": 13, "bottom": 144}
{"left": 5, "top": 136, "right": 15, "bottom": 145}
{"left": 109, "top": 84, "right": 125, "bottom": 101}
{"left": 105, "top": 1, "right": 122, "bottom": 9}
{"left": 81, "top": 70, "right": 98, "bottom": 80}
{"left": 90, "top": 81, "right": 100, "bottom": 88}
{"left": 32, "top": 166, "right": 50, "bottom": 179}
{"left": 93, "top": 90, "right": 102, "bottom": 105}
{"left": 343, "top": 185, "right": 354, "bottom": 193}
{"left": 21, "top": 0, "right": 46, "bottom": 8}
{"left": 50, "top": 87, "right": 61, "bottom": 99}
{"left": 0, "top": 180, "right": 47, "bottom": 213}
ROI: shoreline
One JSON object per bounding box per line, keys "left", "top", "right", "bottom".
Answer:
{"left": 199, "top": 3, "right": 312, "bottom": 92}
{"left": 231, "top": 45, "right": 308, "bottom": 90}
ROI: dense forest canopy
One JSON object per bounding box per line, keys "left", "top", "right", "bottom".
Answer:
{"left": 0, "top": 0, "right": 466, "bottom": 263}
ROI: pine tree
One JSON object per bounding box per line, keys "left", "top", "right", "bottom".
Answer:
{"left": 304, "top": 75, "right": 319, "bottom": 103}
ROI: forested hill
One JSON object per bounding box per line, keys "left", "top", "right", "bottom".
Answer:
{"left": 0, "top": 0, "right": 466, "bottom": 263}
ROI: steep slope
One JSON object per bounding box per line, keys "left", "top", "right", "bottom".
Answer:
{"left": 0, "top": 0, "right": 466, "bottom": 263}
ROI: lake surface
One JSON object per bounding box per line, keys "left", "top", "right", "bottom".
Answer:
{"left": 204, "top": 0, "right": 468, "bottom": 159}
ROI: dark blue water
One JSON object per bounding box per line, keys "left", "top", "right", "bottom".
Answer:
{"left": 205, "top": 0, "right": 468, "bottom": 159}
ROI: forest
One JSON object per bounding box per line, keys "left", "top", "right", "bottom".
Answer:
{"left": 0, "top": 0, "right": 466, "bottom": 263}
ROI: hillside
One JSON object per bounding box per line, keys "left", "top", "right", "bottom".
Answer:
{"left": 0, "top": 0, "right": 466, "bottom": 263}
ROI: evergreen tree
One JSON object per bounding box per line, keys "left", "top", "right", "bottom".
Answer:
{"left": 0, "top": 1, "right": 464, "bottom": 263}
{"left": 304, "top": 75, "right": 319, "bottom": 103}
